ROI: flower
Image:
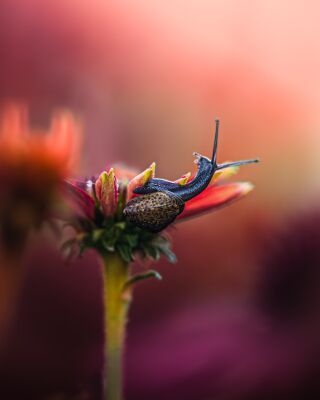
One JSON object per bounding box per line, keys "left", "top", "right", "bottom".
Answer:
{"left": 0, "top": 103, "right": 81, "bottom": 256}
{"left": 64, "top": 160, "right": 255, "bottom": 263}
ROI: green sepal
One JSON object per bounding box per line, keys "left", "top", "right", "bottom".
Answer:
{"left": 123, "top": 269, "right": 162, "bottom": 292}
{"left": 70, "top": 220, "right": 176, "bottom": 264}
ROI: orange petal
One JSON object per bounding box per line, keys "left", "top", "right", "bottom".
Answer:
{"left": 48, "top": 112, "right": 82, "bottom": 171}
{"left": 174, "top": 172, "right": 192, "bottom": 185}
{"left": 212, "top": 165, "right": 239, "bottom": 183}
{"left": 127, "top": 162, "right": 156, "bottom": 200}
{"left": 178, "top": 182, "right": 254, "bottom": 220}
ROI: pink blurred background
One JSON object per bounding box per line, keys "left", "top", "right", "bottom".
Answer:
{"left": 1, "top": 1, "right": 320, "bottom": 399}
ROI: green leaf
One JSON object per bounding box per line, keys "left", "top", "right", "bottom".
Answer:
{"left": 114, "top": 221, "right": 126, "bottom": 230}
{"left": 123, "top": 233, "right": 139, "bottom": 248}
{"left": 67, "top": 212, "right": 176, "bottom": 264}
{"left": 161, "top": 248, "right": 177, "bottom": 263}
{"left": 102, "top": 242, "right": 115, "bottom": 252}
{"left": 151, "top": 236, "right": 177, "bottom": 263}
{"left": 147, "top": 246, "right": 161, "bottom": 261}
{"left": 123, "top": 269, "right": 163, "bottom": 290}
{"left": 116, "top": 243, "right": 133, "bottom": 263}
{"left": 92, "top": 229, "right": 104, "bottom": 242}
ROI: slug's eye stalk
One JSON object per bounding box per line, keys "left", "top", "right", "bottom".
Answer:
{"left": 216, "top": 158, "right": 260, "bottom": 171}
{"left": 211, "top": 118, "right": 220, "bottom": 166}
{"left": 212, "top": 119, "right": 259, "bottom": 170}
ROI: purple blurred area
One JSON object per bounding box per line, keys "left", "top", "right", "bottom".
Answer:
{"left": 1, "top": 0, "right": 320, "bottom": 399}
{"left": 126, "top": 210, "right": 320, "bottom": 400}
{"left": 0, "top": 244, "right": 104, "bottom": 399}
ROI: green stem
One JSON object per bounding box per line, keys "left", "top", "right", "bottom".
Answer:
{"left": 103, "top": 253, "right": 131, "bottom": 400}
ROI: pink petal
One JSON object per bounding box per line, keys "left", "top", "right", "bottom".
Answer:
{"left": 178, "top": 182, "right": 254, "bottom": 220}
{"left": 63, "top": 180, "right": 95, "bottom": 220}
{"left": 127, "top": 162, "right": 155, "bottom": 200}
{"left": 95, "top": 168, "right": 118, "bottom": 217}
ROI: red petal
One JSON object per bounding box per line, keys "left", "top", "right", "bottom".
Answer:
{"left": 178, "top": 182, "right": 254, "bottom": 220}
{"left": 63, "top": 180, "right": 95, "bottom": 220}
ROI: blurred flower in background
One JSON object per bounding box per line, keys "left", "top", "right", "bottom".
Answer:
{"left": 0, "top": 103, "right": 81, "bottom": 257}
{"left": 0, "top": 103, "right": 81, "bottom": 337}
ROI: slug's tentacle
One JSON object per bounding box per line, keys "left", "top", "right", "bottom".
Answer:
{"left": 216, "top": 158, "right": 259, "bottom": 170}
{"left": 211, "top": 118, "right": 219, "bottom": 166}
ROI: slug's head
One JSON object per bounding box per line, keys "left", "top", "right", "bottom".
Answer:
{"left": 192, "top": 151, "right": 211, "bottom": 168}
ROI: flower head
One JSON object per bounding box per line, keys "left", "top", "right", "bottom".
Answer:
{"left": 0, "top": 103, "right": 81, "bottom": 255}
{"left": 65, "top": 121, "right": 257, "bottom": 264}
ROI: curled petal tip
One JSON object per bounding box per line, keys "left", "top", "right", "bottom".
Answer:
{"left": 239, "top": 181, "right": 255, "bottom": 195}
{"left": 107, "top": 167, "right": 115, "bottom": 180}
{"left": 175, "top": 172, "right": 191, "bottom": 185}
{"left": 146, "top": 162, "right": 156, "bottom": 181}
{"left": 149, "top": 162, "right": 156, "bottom": 176}
{"left": 212, "top": 165, "right": 239, "bottom": 183}
{"left": 127, "top": 162, "right": 156, "bottom": 200}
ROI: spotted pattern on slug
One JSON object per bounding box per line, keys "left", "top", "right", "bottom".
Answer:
{"left": 124, "top": 191, "right": 184, "bottom": 232}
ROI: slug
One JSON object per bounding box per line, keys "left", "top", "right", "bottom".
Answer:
{"left": 124, "top": 120, "right": 259, "bottom": 232}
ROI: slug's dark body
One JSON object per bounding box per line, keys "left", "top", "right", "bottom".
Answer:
{"left": 133, "top": 155, "right": 214, "bottom": 201}
{"left": 124, "top": 120, "right": 259, "bottom": 232}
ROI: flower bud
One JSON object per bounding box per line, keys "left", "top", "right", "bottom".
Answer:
{"left": 95, "top": 168, "right": 118, "bottom": 217}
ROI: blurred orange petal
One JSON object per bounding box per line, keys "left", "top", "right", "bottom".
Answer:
{"left": 0, "top": 103, "right": 82, "bottom": 255}
{"left": 0, "top": 103, "right": 28, "bottom": 146}
{"left": 48, "top": 111, "right": 82, "bottom": 172}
